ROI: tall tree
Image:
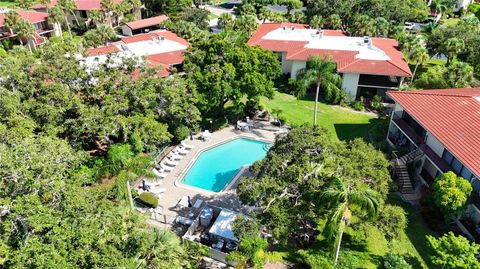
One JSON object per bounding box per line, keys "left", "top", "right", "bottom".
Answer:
{"left": 320, "top": 177, "right": 379, "bottom": 264}
{"left": 258, "top": 6, "right": 273, "bottom": 23}
{"left": 445, "top": 61, "right": 475, "bottom": 88}
{"left": 58, "top": 0, "right": 79, "bottom": 32}
{"left": 48, "top": 5, "right": 65, "bottom": 39}
{"left": 101, "top": 0, "right": 116, "bottom": 28}
{"left": 410, "top": 45, "right": 429, "bottom": 81}
{"left": 233, "top": 15, "right": 259, "bottom": 36}
{"left": 15, "top": 19, "right": 36, "bottom": 51}
{"left": 3, "top": 10, "right": 21, "bottom": 35}
{"left": 296, "top": 56, "right": 341, "bottom": 126}
{"left": 218, "top": 12, "right": 234, "bottom": 29}
{"left": 445, "top": 37, "right": 465, "bottom": 64}
{"left": 281, "top": 0, "right": 302, "bottom": 15}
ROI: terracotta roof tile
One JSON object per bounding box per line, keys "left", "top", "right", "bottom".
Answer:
{"left": 248, "top": 23, "right": 411, "bottom": 77}
{"left": 0, "top": 10, "right": 49, "bottom": 26}
{"left": 33, "top": 0, "right": 122, "bottom": 10}
{"left": 87, "top": 45, "right": 120, "bottom": 56}
{"left": 125, "top": 15, "right": 168, "bottom": 30}
{"left": 387, "top": 88, "right": 480, "bottom": 178}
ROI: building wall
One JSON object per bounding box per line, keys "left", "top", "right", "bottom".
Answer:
{"left": 341, "top": 73, "right": 360, "bottom": 100}
{"left": 121, "top": 25, "right": 133, "bottom": 36}
{"left": 290, "top": 60, "right": 306, "bottom": 79}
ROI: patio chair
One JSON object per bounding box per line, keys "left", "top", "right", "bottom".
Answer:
{"left": 174, "top": 146, "right": 189, "bottom": 155}
{"left": 144, "top": 179, "right": 163, "bottom": 187}
{"left": 168, "top": 151, "right": 183, "bottom": 160}
{"left": 163, "top": 158, "right": 178, "bottom": 167}
{"left": 150, "top": 187, "right": 166, "bottom": 194}
{"left": 157, "top": 162, "right": 173, "bottom": 172}
{"left": 176, "top": 196, "right": 189, "bottom": 210}
{"left": 181, "top": 141, "right": 194, "bottom": 150}
{"left": 152, "top": 168, "right": 167, "bottom": 178}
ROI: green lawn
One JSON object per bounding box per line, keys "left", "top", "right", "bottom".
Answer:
{"left": 261, "top": 92, "right": 377, "bottom": 141}
{"left": 0, "top": 1, "right": 16, "bottom": 7}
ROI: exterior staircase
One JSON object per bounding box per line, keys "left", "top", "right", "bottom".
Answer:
{"left": 393, "top": 147, "right": 424, "bottom": 194}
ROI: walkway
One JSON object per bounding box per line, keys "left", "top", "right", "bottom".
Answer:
{"left": 139, "top": 125, "right": 279, "bottom": 229}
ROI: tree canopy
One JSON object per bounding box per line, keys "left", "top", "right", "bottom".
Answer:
{"left": 237, "top": 126, "right": 391, "bottom": 243}
{"left": 427, "top": 232, "right": 480, "bottom": 269}
{"left": 184, "top": 32, "right": 281, "bottom": 117}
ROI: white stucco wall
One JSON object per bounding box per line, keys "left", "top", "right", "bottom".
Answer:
{"left": 341, "top": 73, "right": 360, "bottom": 100}
{"left": 290, "top": 60, "right": 306, "bottom": 79}
{"left": 425, "top": 133, "right": 445, "bottom": 157}
{"left": 121, "top": 25, "right": 133, "bottom": 36}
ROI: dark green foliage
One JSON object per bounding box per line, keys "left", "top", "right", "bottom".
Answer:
{"left": 371, "top": 95, "right": 384, "bottom": 112}
{"left": 82, "top": 24, "right": 117, "bottom": 47}
{"left": 173, "top": 125, "right": 190, "bottom": 143}
{"left": 138, "top": 192, "right": 159, "bottom": 208}
{"left": 383, "top": 253, "right": 412, "bottom": 269}
{"left": 427, "top": 232, "right": 480, "bottom": 268}
{"left": 185, "top": 32, "right": 281, "bottom": 117}
{"left": 377, "top": 205, "right": 407, "bottom": 241}
{"left": 237, "top": 126, "right": 391, "bottom": 244}
{"left": 179, "top": 8, "right": 210, "bottom": 30}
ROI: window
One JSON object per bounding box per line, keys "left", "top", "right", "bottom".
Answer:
{"left": 451, "top": 158, "right": 463, "bottom": 174}
{"left": 471, "top": 177, "right": 480, "bottom": 192}
{"left": 461, "top": 166, "right": 473, "bottom": 180}
{"left": 442, "top": 149, "right": 454, "bottom": 164}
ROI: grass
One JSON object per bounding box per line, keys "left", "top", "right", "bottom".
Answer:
{"left": 266, "top": 195, "right": 437, "bottom": 268}
{"left": 0, "top": 1, "right": 16, "bottom": 7}
{"left": 260, "top": 91, "right": 377, "bottom": 141}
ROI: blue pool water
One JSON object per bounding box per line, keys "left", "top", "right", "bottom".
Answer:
{"left": 182, "top": 138, "right": 270, "bottom": 192}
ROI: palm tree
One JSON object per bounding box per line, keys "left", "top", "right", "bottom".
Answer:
{"left": 353, "top": 14, "right": 375, "bottom": 36}
{"left": 320, "top": 177, "right": 379, "bottom": 264}
{"left": 88, "top": 10, "right": 105, "bottom": 26}
{"left": 16, "top": 19, "right": 36, "bottom": 51}
{"left": 218, "top": 12, "right": 234, "bottom": 29}
{"left": 136, "top": 229, "right": 184, "bottom": 268}
{"left": 432, "top": 0, "right": 449, "bottom": 19}
{"left": 48, "top": 5, "right": 65, "bottom": 39}
{"left": 374, "top": 17, "right": 389, "bottom": 37}
{"left": 101, "top": 0, "right": 115, "bottom": 28}
{"left": 58, "top": 0, "right": 79, "bottom": 30}
{"left": 296, "top": 56, "right": 341, "bottom": 126}
{"left": 309, "top": 15, "right": 323, "bottom": 29}
{"left": 327, "top": 14, "right": 342, "bottom": 30}
{"left": 258, "top": 7, "right": 272, "bottom": 23}
{"left": 39, "top": 0, "right": 51, "bottom": 12}
{"left": 3, "top": 10, "right": 21, "bottom": 35}
{"left": 446, "top": 37, "right": 465, "bottom": 64}
{"left": 410, "top": 46, "right": 429, "bottom": 81}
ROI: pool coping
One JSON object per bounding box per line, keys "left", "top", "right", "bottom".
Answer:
{"left": 174, "top": 135, "right": 273, "bottom": 195}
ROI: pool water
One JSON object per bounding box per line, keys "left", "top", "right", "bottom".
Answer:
{"left": 182, "top": 138, "right": 270, "bottom": 192}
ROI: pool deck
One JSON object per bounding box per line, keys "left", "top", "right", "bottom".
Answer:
{"left": 139, "top": 125, "right": 280, "bottom": 229}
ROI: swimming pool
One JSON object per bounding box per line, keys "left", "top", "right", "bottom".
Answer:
{"left": 182, "top": 138, "right": 270, "bottom": 192}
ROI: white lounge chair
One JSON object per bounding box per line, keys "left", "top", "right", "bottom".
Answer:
{"left": 174, "top": 146, "right": 189, "bottom": 155}
{"left": 168, "top": 152, "right": 183, "bottom": 160}
{"left": 152, "top": 168, "right": 167, "bottom": 178}
{"left": 163, "top": 158, "right": 178, "bottom": 167}
{"left": 144, "top": 179, "right": 163, "bottom": 187}
{"left": 150, "top": 187, "right": 166, "bottom": 194}
{"left": 181, "top": 141, "right": 194, "bottom": 150}
{"left": 157, "top": 163, "right": 173, "bottom": 172}
{"left": 201, "top": 130, "right": 212, "bottom": 141}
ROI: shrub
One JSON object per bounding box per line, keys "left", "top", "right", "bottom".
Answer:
{"left": 353, "top": 101, "right": 364, "bottom": 111}
{"left": 371, "top": 95, "right": 384, "bottom": 112}
{"left": 383, "top": 253, "right": 412, "bottom": 269}
{"left": 244, "top": 99, "right": 258, "bottom": 118}
{"left": 377, "top": 205, "right": 407, "bottom": 241}
{"left": 173, "top": 125, "right": 190, "bottom": 143}
{"left": 138, "top": 192, "right": 158, "bottom": 208}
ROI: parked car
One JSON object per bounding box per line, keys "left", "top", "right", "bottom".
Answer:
{"left": 404, "top": 22, "right": 415, "bottom": 30}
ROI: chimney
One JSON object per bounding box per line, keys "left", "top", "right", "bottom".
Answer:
{"left": 318, "top": 29, "right": 324, "bottom": 38}
{"left": 363, "top": 36, "right": 372, "bottom": 47}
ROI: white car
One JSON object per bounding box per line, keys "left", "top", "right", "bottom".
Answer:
{"left": 404, "top": 22, "right": 415, "bottom": 30}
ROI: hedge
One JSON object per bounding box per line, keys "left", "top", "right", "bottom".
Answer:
{"left": 138, "top": 192, "right": 159, "bottom": 208}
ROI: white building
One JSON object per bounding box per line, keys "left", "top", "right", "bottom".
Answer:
{"left": 248, "top": 23, "right": 412, "bottom": 100}
{"left": 84, "top": 30, "right": 189, "bottom": 77}
{"left": 386, "top": 88, "right": 480, "bottom": 237}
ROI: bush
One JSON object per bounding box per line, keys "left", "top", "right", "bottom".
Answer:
{"left": 138, "top": 192, "right": 158, "bottom": 208}
{"left": 244, "top": 99, "right": 258, "bottom": 118}
{"left": 377, "top": 205, "right": 407, "bottom": 241}
{"left": 383, "top": 253, "right": 412, "bottom": 269}
{"left": 371, "top": 95, "right": 384, "bottom": 112}
{"left": 173, "top": 125, "right": 190, "bottom": 143}
{"left": 353, "top": 101, "right": 364, "bottom": 111}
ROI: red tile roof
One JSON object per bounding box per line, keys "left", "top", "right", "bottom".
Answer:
{"left": 387, "top": 88, "right": 480, "bottom": 178}
{"left": 0, "top": 10, "right": 49, "bottom": 26}
{"left": 87, "top": 44, "right": 120, "bottom": 56}
{"left": 33, "top": 0, "right": 122, "bottom": 10}
{"left": 121, "top": 31, "right": 190, "bottom": 46}
{"left": 248, "top": 23, "right": 411, "bottom": 77}
{"left": 125, "top": 15, "right": 168, "bottom": 30}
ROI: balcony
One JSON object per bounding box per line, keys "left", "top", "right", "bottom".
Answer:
{"left": 392, "top": 118, "right": 425, "bottom": 146}
{"left": 420, "top": 144, "right": 451, "bottom": 173}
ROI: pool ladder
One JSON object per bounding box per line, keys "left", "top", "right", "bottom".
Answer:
{"left": 262, "top": 144, "right": 271, "bottom": 152}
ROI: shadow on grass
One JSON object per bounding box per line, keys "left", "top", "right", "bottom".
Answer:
{"left": 333, "top": 118, "right": 386, "bottom": 142}
{"left": 387, "top": 194, "right": 438, "bottom": 269}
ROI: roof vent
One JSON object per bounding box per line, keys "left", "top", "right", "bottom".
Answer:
{"left": 363, "top": 36, "right": 372, "bottom": 46}
{"left": 121, "top": 44, "right": 129, "bottom": 51}
{"left": 282, "top": 26, "right": 287, "bottom": 30}
{"left": 318, "top": 29, "right": 324, "bottom": 38}
{"left": 291, "top": 27, "right": 295, "bottom": 31}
